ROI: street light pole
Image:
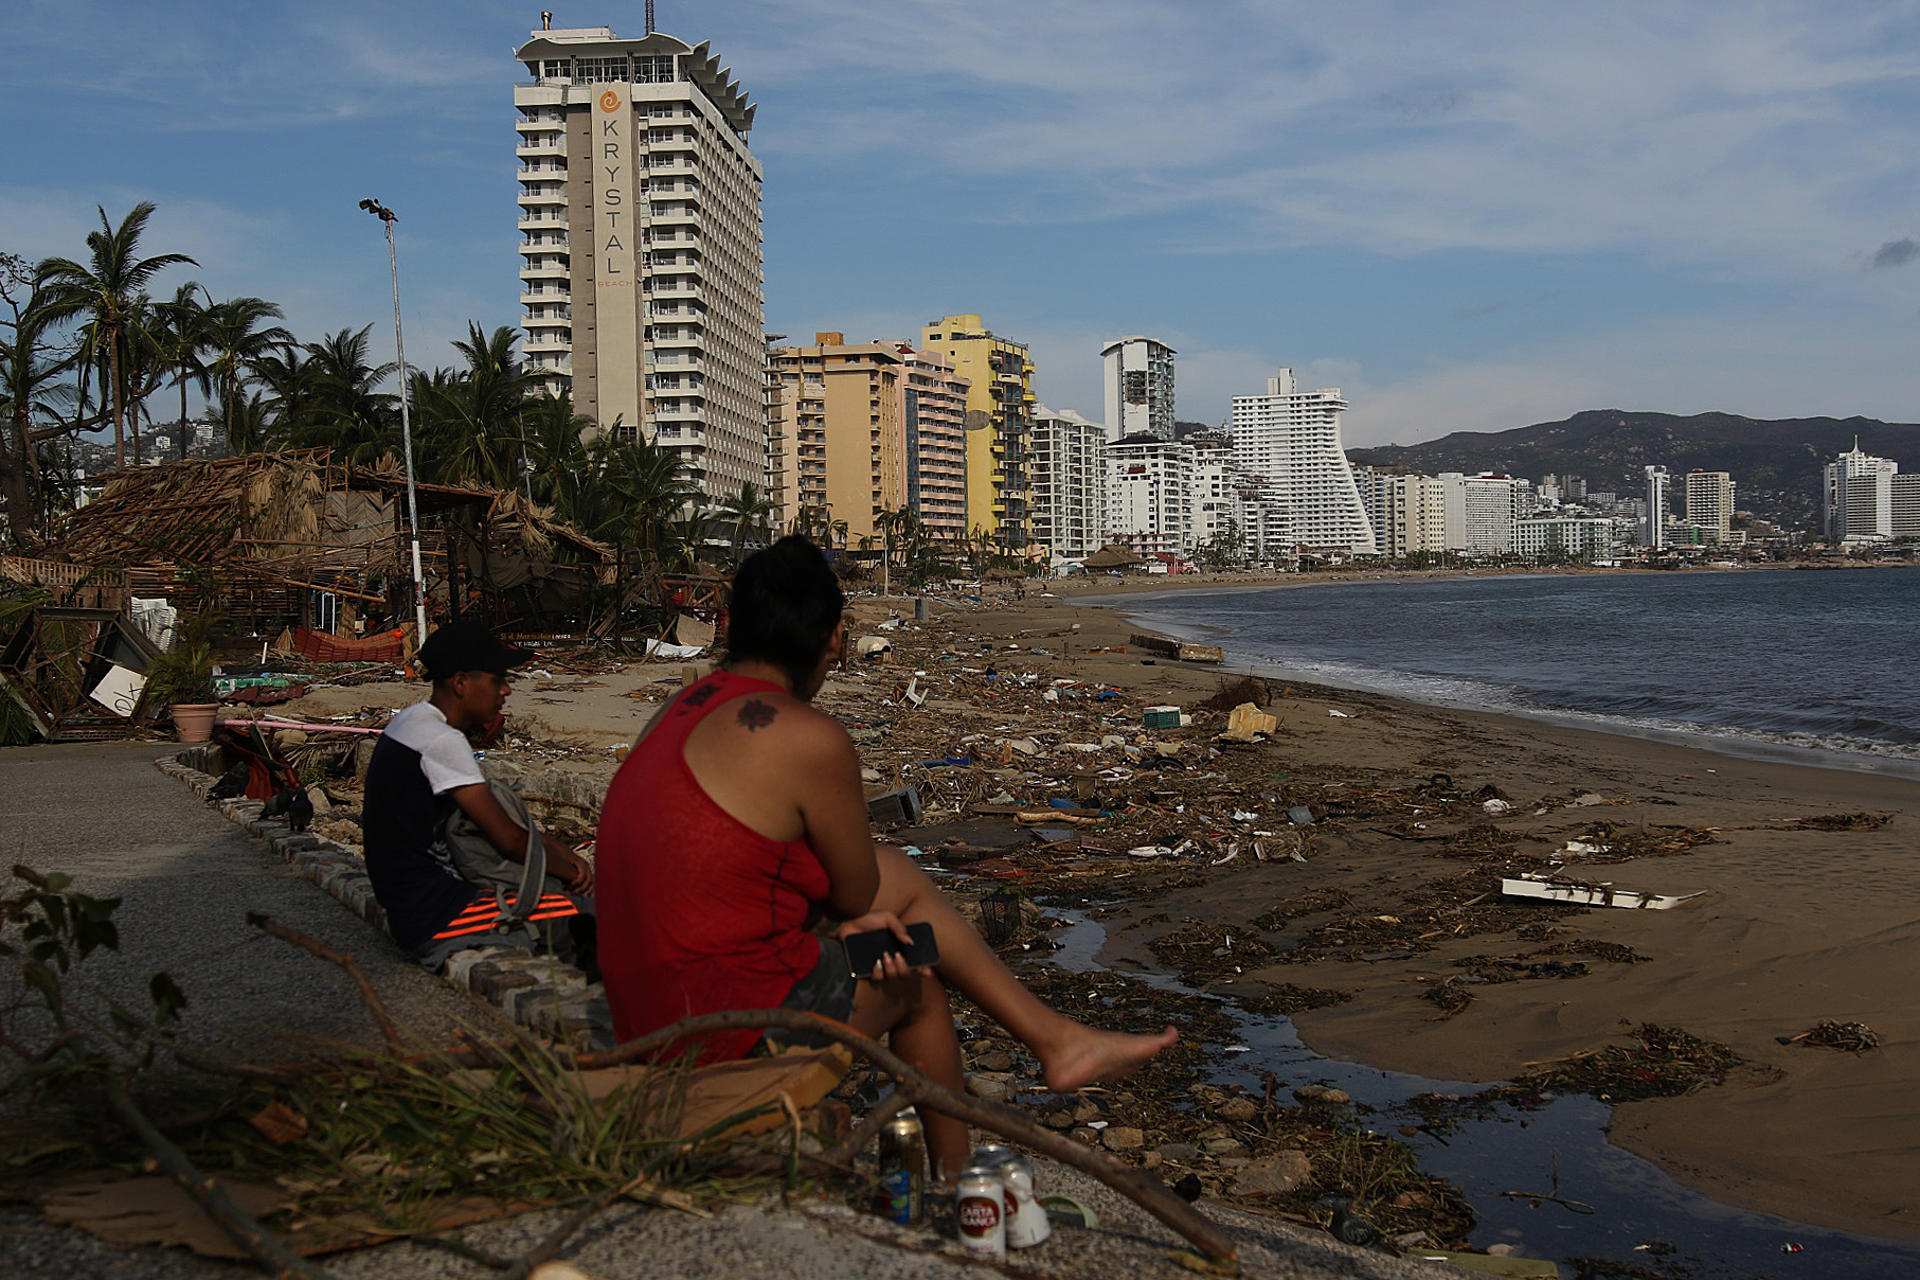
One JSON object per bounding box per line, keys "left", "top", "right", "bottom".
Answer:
{"left": 359, "top": 198, "right": 430, "bottom": 644}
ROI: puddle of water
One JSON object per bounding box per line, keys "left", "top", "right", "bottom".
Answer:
{"left": 1047, "top": 911, "right": 1920, "bottom": 1279}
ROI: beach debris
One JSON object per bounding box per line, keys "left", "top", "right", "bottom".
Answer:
{"left": 1287, "top": 806, "right": 1316, "bottom": 826}
{"left": 1777, "top": 1020, "right": 1880, "bottom": 1053}
{"left": 1570, "top": 792, "right": 1607, "bottom": 807}
{"left": 1481, "top": 798, "right": 1512, "bottom": 815}
{"left": 1128, "top": 633, "right": 1225, "bottom": 664}
{"left": 1786, "top": 811, "right": 1893, "bottom": 831}
{"left": 1143, "top": 705, "right": 1183, "bottom": 730}
{"left": 1501, "top": 874, "right": 1706, "bottom": 910}
{"left": 865, "top": 786, "right": 924, "bottom": 828}
{"left": 1219, "top": 702, "right": 1279, "bottom": 743}
{"left": 854, "top": 635, "right": 893, "bottom": 660}
{"left": 1326, "top": 709, "right": 1352, "bottom": 718}
{"left": 1562, "top": 822, "right": 1718, "bottom": 861}
{"left": 1507, "top": 1023, "right": 1755, "bottom": 1103}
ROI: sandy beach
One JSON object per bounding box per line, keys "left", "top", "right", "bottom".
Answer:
{"left": 278, "top": 576, "right": 1920, "bottom": 1246}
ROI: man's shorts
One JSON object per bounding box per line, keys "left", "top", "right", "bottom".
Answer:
{"left": 760, "top": 936, "right": 856, "bottom": 1052}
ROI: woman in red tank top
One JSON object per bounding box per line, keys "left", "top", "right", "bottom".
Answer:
{"left": 595, "top": 538, "right": 1177, "bottom": 1176}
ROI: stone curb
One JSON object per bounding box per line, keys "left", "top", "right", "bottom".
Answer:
{"left": 156, "top": 747, "right": 614, "bottom": 1051}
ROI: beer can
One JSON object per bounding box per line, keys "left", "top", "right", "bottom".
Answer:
{"left": 955, "top": 1164, "right": 1006, "bottom": 1258}
{"left": 874, "top": 1108, "right": 927, "bottom": 1225}
{"left": 970, "top": 1142, "right": 1016, "bottom": 1168}
{"left": 998, "top": 1155, "right": 1051, "bottom": 1249}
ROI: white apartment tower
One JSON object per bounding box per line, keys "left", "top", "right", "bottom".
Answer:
{"left": 1440, "top": 472, "right": 1526, "bottom": 556}
{"left": 513, "top": 24, "right": 766, "bottom": 502}
{"left": 1823, "top": 441, "right": 1899, "bottom": 542}
{"left": 1030, "top": 406, "right": 1107, "bottom": 561}
{"left": 1105, "top": 436, "right": 1192, "bottom": 557}
{"left": 1684, "top": 470, "right": 1734, "bottom": 541}
{"left": 1643, "top": 466, "right": 1671, "bottom": 549}
{"left": 1229, "top": 369, "right": 1376, "bottom": 554}
{"left": 1101, "top": 337, "right": 1176, "bottom": 443}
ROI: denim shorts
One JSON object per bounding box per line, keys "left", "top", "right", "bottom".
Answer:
{"left": 760, "top": 936, "right": 856, "bottom": 1051}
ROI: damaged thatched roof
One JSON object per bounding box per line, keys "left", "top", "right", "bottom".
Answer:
{"left": 48, "top": 450, "right": 612, "bottom": 568}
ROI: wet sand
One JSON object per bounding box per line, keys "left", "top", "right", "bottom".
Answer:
{"left": 994, "top": 580, "right": 1920, "bottom": 1243}
{"left": 278, "top": 578, "right": 1919, "bottom": 1241}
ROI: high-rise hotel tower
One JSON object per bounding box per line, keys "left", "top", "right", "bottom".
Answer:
{"left": 513, "top": 23, "right": 765, "bottom": 501}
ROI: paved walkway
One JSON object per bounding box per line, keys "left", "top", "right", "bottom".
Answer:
{"left": 0, "top": 744, "right": 1454, "bottom": 1280}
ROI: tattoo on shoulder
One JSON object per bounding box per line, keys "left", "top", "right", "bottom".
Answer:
{"left": 736, "top": 698, "right": 777, "bottom": 732}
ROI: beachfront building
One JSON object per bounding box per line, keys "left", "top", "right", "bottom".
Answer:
{"left": 1353, "top": 467, "right": 1446, "bottom": 559}
{"left": 1100, "top": 336, "right": 1176, "bottom": 443}
{"left": 1642, "top": 466, "right": 1671, "bottom": 549}
{"left": 1229, "top": 368, "right": 1376, "bottom": 555}
{"left": 1105, "top": 435, "right": 1193, "bottom": 558}
{"left": 918, "top": 315, "right": 1036, "bottom": 551}
{"left": 1823, "top": 441, "right": 1900, "bottom": 543}
{"left": 1189, "top": 431, "right": 1294, "bottom": 563}
{"left": 1440, "top": 472, "right": 1526, "bottom": 557}
{"left": 1515, "top": 515, "right": 1615, "bottom": 564}
{"left": 896, "top": 347, "right": 970, "bottom": 546}
{"left": 1030, "top": 407, "right": 1107, "bottom": 562}
{"left": 1684, "top": 471, "right": 1734, "bottom": 542}
{"left": 764, "top": 334, "right": 908, "bottom": 547}
{"left": 512, "top": 22, "right": 766, "bottom": 503}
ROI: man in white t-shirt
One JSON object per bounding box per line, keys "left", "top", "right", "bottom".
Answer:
{"left": 361, "top": 621, "right": 595, "bottom": 969}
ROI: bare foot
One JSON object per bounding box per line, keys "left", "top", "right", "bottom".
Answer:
{"left": 1040, "top": 1024, "right": 1178, "bottom": 1093}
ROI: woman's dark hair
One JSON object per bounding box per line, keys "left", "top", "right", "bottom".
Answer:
{"left": 724, "top": 536, "right": 845, "bottom": 689}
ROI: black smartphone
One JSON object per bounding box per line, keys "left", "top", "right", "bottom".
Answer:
{"left": 843, "top": 921, "right": 939, "bottom": 976}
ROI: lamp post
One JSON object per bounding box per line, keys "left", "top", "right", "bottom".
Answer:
{"left": 358, "top": 198, "right": 430, "bottom": 643}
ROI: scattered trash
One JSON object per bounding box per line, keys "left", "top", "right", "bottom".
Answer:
{"left": 1481, "top": 798, "right": 1512, "bottom": 815}
{"left": 1327, "top": 709, "right": 1351, "bottom": 719}
{"left": 1143, "top": 705, "right": 1182, "bottom": 730}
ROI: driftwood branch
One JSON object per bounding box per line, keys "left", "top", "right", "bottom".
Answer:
{"left": 826, "top": 1089, "right": 913, "bottom": 1169}
{"left": 576, "top": 1008, "right": 1239, "bottom": 1266}
{"left": 246, "top": 913, "right": 403, "bottom": 1051}
{"left": 103, "top": 1078, "right": 339, "bottom": 1280}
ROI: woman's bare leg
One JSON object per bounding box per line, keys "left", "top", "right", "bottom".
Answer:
{"left": 848, "top": 968, "right": 970, "bottom": 1177}
{"left": 867, "top": 846, "right": 1175, "bottom": 1092}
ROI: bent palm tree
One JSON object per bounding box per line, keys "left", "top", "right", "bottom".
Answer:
{"left": 36, "top": 202, "right": 196, "bottom": 469}
{"left": 299, "top": 326, "right": 397, "bottom": 465}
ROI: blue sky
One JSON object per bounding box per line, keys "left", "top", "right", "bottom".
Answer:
{"left": 7, "top": 0, "right": 1920, "bottom": 446}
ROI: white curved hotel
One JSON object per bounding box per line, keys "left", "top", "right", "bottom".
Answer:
{"left": 1228, "top": 369, "right": 1376, "bottom": 554}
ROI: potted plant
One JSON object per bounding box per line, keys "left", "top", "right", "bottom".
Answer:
{"left": 142, "top": 616, "right": 221, "bottom": 743}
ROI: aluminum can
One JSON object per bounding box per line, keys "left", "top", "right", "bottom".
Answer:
{"left": 970, "top": 1142, "right": 1016, "bottom": 1168}
{"left": 955, "top": 1164, "right": 1007, "bottom": 1258}
{"left": 997, "top": 1154, "right": 1051, "bottom": 1249}
{"left": 874, "top": 1108, "right": 927, "bottom": 1225}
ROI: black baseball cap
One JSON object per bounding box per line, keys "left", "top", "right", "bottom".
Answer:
{"left": 416, "top": 621, "right": 535, "bottom": 680}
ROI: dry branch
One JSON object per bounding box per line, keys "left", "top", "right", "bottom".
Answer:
{"left": 245, "top": 913, "right": 403, "bottom": 1051}
{"left": 578, "top": 1008, "right": 1239, "bottom": 1266}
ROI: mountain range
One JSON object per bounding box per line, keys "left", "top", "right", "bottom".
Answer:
{"left": 1345, "top": 411, "right": 1920, "bottom": 531}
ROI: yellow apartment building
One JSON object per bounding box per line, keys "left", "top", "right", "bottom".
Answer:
{"left": 765, "top": 334, "right": 906, "bottom": 547}
{"left": 917, "top": 314, "right": 1036, "bottom": 551}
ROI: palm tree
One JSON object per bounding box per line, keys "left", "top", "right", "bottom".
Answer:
{"left": 521, "top": 390, "right": 593, "bottom": 515}
{"left": 252, "top": 342, "right": 316, "bottom": 444}
{"left": 35, "top": 202, "right": 196, "bottom": 469}
{"left": 588, "top": 433, "right": 697, "bottom": 564}
{"left": 716, "top": 480, "right": 775, "bottom": 565}
{"left": 220, "top": 388, "right": 275, "bottom": 456}
{"left": 1, "top": 272, "right": 81, "bottom": 545}
{"left": 298, "top": 325, "right": 396, "bottom": 465}
{"left": 203, "top": 296, "right": 291, "bottom": 454}
{"left": 415, "top": 324, "right": 533, "bottom": 488}
{"left": 155, "top": 283, "right": 211, "bottom": 460}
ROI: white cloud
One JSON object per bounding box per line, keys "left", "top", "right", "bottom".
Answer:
{"left": 730, "top": 0, "right": 1920, "bottom": 281}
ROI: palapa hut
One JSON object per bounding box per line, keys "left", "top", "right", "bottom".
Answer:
{"left": 45, "top": 450, "right": 613, "bottom": 635}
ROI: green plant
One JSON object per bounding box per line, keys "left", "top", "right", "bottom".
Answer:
{"left": 141, "top": 612, "right": 219, "bottom": 705}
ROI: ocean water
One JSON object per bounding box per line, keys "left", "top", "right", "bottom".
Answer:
{"left": 1104, "top": 566, "right": 1920, "bottom": 773}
